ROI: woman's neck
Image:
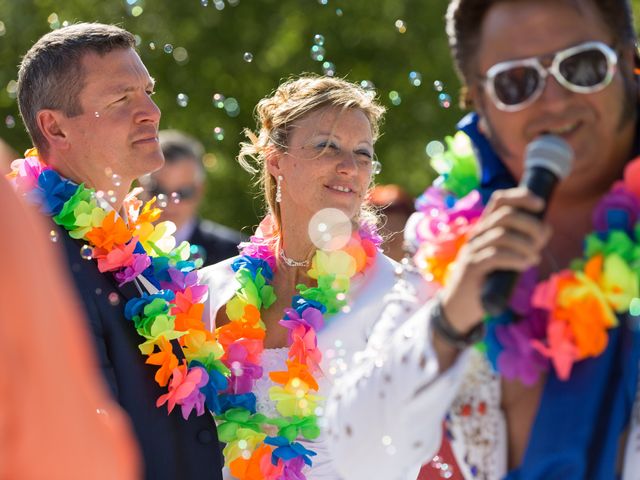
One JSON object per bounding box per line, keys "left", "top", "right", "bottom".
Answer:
{"left": 277, "top": 214, "right": 317, "bottom": 265}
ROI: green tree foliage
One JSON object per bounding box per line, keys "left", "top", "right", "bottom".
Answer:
{"left": 1, "top": 0, "right": 639, "bottom": 232}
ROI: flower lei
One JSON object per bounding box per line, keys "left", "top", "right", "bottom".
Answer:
{"left": 214, "top": 216, "right": 379, "bottom": 479}
{"left": 411, "top": 132, "right": 640, "bottom": 386}
{"left": 9, "top": 148, "right": 228, "bottom": 419}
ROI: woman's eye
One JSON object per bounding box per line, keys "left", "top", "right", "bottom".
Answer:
{"left": 356, "top": 150, "right": 373, "bottom": 159}
{"left": 318, "top": 142, "right": 338, "bottom": 149}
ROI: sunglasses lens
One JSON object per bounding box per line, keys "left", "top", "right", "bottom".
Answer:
{"left": 178, "top": 187, "right": 197, "bottom": 200}
{"left": 493, "top": 66, "right": 540, "bottom": 106}
{"left": 559, "top": 48, "right": 609, "bottom": 87}
{"left": 148, "top": 186, "right": 197, "bottom": 200}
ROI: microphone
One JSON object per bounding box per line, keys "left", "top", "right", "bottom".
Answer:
{"left": 480, "top": 135, "right": 574, "bottom": 317}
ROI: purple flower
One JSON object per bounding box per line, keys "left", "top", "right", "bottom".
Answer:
{"left": 593, "top": 182, "right": 640, "bottom": 233}
{"left": 11, "top": 156, "right": 51, "bottom": 196}
{"left": 358, "top": 219, "right": 383, "bottom": 248}
{"left": 495, "top": 310, "right": 549, "bottom": 386}
{"left": 281, "top": 457, "right": 307, "bottom": 480}
{"left": 449, "top": 190, "right": 484, "bottom": 223}
{"left": 415, "top": 186, "right": 449, "bottom": 213}
{"left": 508, "top": 268, "right": 539, "bottom": 316}
{"left": 225, "top": 343, "right": 263, "bottom": 395}
{"left": 179, "top": 366, "right": 209, "bottom": 419}
{"left": 414, "top": 188, "right": 483, "bottom": 243}
{"left": 160, "top": 268, "right": 207, "bottom": 300}
{"left": 239, "top": 236, "right": 277, "bottom": 270}
{"left": 114, "top": 253, "right": 152, "bottom": 286}
{"left": 280, "top": 307, "right": 324, "bottom": 344}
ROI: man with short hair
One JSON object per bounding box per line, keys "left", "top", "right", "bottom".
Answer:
{"left": 326, "top": 1, "right": 640, "bottom": 478}
{"left": 139, "top": 129, "right": 242, "bottom": 266}
{"left": 14, "top": 23, "right": 223, "bottom": 480}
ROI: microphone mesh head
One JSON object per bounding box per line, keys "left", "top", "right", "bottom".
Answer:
{"left": 525, "top": 135, "right": 574, "bottom": 180}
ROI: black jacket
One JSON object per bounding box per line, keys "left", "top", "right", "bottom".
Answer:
{"left": 59, "top": 230, "right": 223, "bottom": 480}
{"left": 188, "top": 218, "right": 243, "bottom": 267}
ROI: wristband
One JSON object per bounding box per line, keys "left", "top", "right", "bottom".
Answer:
{"left": 430, "top": 296, "right": 486, "bottom": 349}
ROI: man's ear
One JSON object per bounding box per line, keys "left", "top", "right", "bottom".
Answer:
{"left": 265, "top": 145, "right": 284, "bottom": 178}
{"left": 36, "top": 109, "right": 70, "bottom": 151}
{"left": 467, "top": 84, "right": 490, "bottom": 135}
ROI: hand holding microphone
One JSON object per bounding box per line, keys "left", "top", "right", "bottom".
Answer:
{"left": 438, "top": 135, "right": 574, "bottom": 341}
{"left": 480, "top": 135, "right": 574, "bottom": 316}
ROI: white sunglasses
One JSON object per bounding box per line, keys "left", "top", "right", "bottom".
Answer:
{"left": 482, "top": 41, "right": 618, "bottom": 112}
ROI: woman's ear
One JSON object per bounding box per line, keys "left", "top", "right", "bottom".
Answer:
{"left": 265, "top": 145, "right": 284, "bottom": 178}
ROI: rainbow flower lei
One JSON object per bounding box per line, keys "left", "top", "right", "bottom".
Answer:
{"left": 9, "top": 149, "right": 228, "bottom": 419}
{"left": 215, "top": 216, "right": 379, "bottom": 479}
{"left": 412, "top": 132, "right": 640, "bottom": 386}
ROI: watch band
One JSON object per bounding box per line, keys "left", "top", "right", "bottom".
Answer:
{"left": 430, "top": 296, "right": 486, "bottom": 349}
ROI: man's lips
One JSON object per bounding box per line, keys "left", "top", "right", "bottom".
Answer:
{"left": 132, "top": 134, "right": 159, "bottom": 145}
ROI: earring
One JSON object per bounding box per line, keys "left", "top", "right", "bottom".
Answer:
{"left": 276, "top": 175, "right": 283, "bottom": 203}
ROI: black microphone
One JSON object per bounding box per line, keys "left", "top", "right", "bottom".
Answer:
{"left": 480, "top": 135, "right": 574, "bottom": 317}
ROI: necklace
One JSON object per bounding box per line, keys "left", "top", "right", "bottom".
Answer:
{"left": 215, "top": 215, "right": 380, "bottom": 479}
{"left": 410, "top": 131, "right": 639, "bottom": 386}
{"left": 279, "top": 248, "right": 310, "bottom": 267}
{"left": 9, "top": 149, "right": 228, "bottom": 419}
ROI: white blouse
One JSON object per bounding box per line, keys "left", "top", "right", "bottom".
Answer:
{"left": 324, "top": 272, "right": 640, "bottom": 479}
{"left": 199, "top": 251, "right": 406, "bottom": 479}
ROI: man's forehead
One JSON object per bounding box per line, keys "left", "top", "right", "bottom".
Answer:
{"left": 80, "top": 48, "right": 153, "bottom": 86}
{"left": 476, "top": 0, "right": 611, "bottom": 67}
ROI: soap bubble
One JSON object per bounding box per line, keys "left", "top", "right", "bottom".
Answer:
{"left": 308, "top": 208, "right": 353, "bottom": 251}
{"left": 409, "top": 71, "right": 422, "bottom": 87}
{"left": 176, "top": 93, "right": 189, "bottom": 107}
{"left": 80, "top": 245, "right": 94, "bottom": 260}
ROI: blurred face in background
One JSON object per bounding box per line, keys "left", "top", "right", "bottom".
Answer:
{"left": 142, "top": 155, "right": 203, "bottom": 230}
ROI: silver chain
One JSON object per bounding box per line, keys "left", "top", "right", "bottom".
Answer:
{"left": 279, "top": 248, "right": 310, "bottom": 268}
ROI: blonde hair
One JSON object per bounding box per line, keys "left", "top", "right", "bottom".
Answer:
{"left": 238, "top": 74, "right": 386, "bottom": 228}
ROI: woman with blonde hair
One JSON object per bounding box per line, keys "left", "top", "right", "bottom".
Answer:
{"left": 200, "top": 75, "right": 411, "bottom": 479}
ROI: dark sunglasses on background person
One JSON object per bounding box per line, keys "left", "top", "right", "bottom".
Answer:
{"left": 148, "top": 185, "right": 198, "bottom": 201}
{"left": 480, "top": 41, "right": 618, "bottom": 112}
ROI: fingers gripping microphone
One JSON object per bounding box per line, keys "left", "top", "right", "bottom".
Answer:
{"left": 480, "top": 135, "right": 574, "bottom": 317}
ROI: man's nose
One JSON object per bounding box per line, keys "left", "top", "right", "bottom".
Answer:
{"left": 137, "top": 93, "right": 161, "bottom": 124}
{"left": 538, "top": 71, "right": 572, "bottom": 109}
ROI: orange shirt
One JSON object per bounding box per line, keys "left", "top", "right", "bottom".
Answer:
{"left": 0, "top": 177, "right": 140, "bottom": 480}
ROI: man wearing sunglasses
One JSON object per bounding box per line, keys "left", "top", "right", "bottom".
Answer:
{"left": 326, "top": 0, "right": 640, "bottom": 479}
{"left": 139, "top": 129, "right": 243, "bottom": 267}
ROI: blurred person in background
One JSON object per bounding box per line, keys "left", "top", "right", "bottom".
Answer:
{"left": 368, "top": 184, "right": 414, "bottom": 261}
{"left": 139, "top": 129, "right": 243, "bottom": 266}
